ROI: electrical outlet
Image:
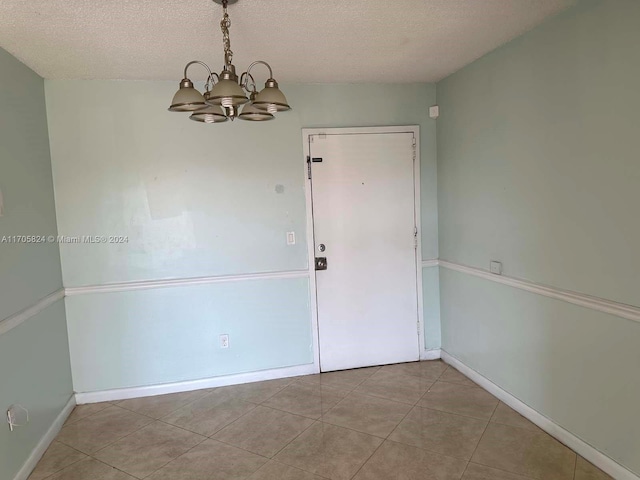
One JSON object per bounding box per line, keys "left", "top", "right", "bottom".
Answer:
{"left": 490, "top": 260, "right": 502, "bottom": 275}
{"left": 286, "top": 231, "right": 296, "bottom": 245}
{"left": 220, "top": 334, "right": 229, "bottom": 349}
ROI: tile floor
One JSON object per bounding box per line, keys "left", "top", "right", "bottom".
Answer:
{"left": 29, "top": 361, "right": 613, "bottom": 480}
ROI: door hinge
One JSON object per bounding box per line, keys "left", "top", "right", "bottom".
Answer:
{"left": 414, "top": 227, "right": 418, "bottom": 249}
{"left": 307, "top": 156, "right": 312, "bottom": 179}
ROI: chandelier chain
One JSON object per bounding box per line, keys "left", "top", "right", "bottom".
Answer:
{"left": 220, "top": 1, "right": 233, "bottom": 67}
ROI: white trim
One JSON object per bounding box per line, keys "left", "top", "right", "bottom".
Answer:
{"left": 422, "top": 259, "right": 439, "bottom": 268}
{"left": 0, "top": 289, "right": 65, "bottom": 336}
{"left": 65, "top": 270, "right": 309, "bottom": 296}
{"left": 421, "top": 348, "right": 441, "bottom": 361}
{"left": 75, "top": 363, "right": 316, "bottom": 404}
{"left": 440, "top": 351, "right": 639, "bottom": 480}
{"left": 302, "top": 132, "right": 322, "bottom": 375}
{"left": 439, "top": 260, "right": 640, "bottom": 324}
{"left": 412, "top": 129, "right": 427, "bottom": 361}
{"left": 13, "top": 396, "right": 76, "bottom": 480}
{"left": 302, "top": 126, "right": 423, "bottom": 371}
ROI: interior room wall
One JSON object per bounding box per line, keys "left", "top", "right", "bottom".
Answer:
{"left": 0, "top": 47, "right": 73, "bottom": 480}
{"left": 436, "top": 0, "right": 640, "bottom": 475}
{"left": 44, "top": 81, "right": 439, "bottom": 393}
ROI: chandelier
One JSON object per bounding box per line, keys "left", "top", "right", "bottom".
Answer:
{"left": 168, "top": 0, "right": 290, "bottom": 123}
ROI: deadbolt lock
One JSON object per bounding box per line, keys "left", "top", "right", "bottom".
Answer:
{"left": 315, "top": 257, "right": 328, "bottom": 271}
{"left": 318, "top": 244, "right": 326, "bottom": 252}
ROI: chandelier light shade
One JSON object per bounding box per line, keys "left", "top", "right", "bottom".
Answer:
{"left": 253, "top": 78, "right": 291, "bottom": 114}
{"left": 206, "top": 67, "right": 249, "bottom": 108}
{"left": 168, "top": 0, "right": 290, "bottom": 123}
{"left": 238, "top": 92, "right": 274, "bottom": 121}
{"left": 189, "top": 93, "right": 228, "bottom": 123}
{"left": 168, "top": 79, "right": 207, "bottom": 112}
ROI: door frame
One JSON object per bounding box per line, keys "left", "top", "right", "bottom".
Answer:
{"left": 302, "top": 126, "right": 426, "bottom": 372}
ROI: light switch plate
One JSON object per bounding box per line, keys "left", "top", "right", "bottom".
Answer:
{"left": 286, "top": 232, "right": 296, "bottom": 245}
{"left": 490, "top": 260, "right": 502, "bottom": 275}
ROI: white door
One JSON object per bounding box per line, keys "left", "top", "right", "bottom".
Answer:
{"left": 308, "top": 130, "right": 420, "bottom": 372}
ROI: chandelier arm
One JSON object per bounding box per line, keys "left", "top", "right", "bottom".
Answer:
{"left": 205, "top": 72, "right": 220, "bottom": 92}
{"left": 239, "top": 72, "right": 257, "bottom": 93}
{"left": 183, "top": 60, "right": 214, "bottom": 81}
{"left": 246, "top": 61, "right": 274, "bottom": 80}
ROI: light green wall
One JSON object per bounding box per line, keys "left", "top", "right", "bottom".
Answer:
{"left": 66, "top": 278, "right": 313, "bottom": 392}
{"left": 0, "top": 48, "right": 72, "bottom": 480}
{"left": 422, "top": 266, "right": 441, "bottom": 351}
{"left": 45, "top": 81, "right": 440, "bottom": 392}
{"left": 0, "top": 49, "right": 64, "bottom": 320}
{"left": 0, "top": 302, "right": 73, "bottom": 479}
{"left": 437, "top": 0, "right": 640, "bottom": 475}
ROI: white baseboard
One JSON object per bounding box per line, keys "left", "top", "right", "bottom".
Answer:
{"left": 75, "top": 363, "right": 318, "bottom": 404}
{"left": 440, "top": 351, "right": 638, "bottom": 480}
{"left": 13, "top": 396, "right": 76, "bottom": 480}
{"left": 420, "top": 348, "right": 442, "bottom": 361}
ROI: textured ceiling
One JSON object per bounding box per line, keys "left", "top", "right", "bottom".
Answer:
{"left": 0, "top": 0, "right": 575, "bottom": 83}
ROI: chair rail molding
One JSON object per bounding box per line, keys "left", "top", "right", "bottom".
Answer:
{"left": 0, "top": 289, "right": 65, "bottom": 336}
{"left": 430, "top": 259, "right": 640, "bottom": 324}
{"left": 64, "top": 270, "right": 310, "bottom": 296}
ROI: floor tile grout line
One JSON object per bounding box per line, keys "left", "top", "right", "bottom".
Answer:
{"left": 62, "top": 411, "right": 157, "bottom": 458}
{"left": 187, "top": 400, "right": 262, "bottom": 438}
{"left": 346, "top": 438, "right": 386, "bottom": 480}
{"left": 284, "top": 419, "right": 381, "bottom": 480}
{"left": 383, "top": 386, "right": 426, "bottom": 441}
{"left": 383, "top": 436, "right": 488, "bottom": 465}
{"left": 459, "top": 461, "right": 472, "bottom": 479}
{"left": 76, "top": 456, "right": 140, "bottom": 479}
{"left": 268, "top": 418, "right": 320, "bottom": 460}
{"left": 127, "top": 433, "right": 274, "bottom": 478}
{"left": 35, "top": 453, "right": 89, "bottom": 480}
{"left": 197, "top": 402, "right": 318, "bottom": 459}
{"left": 318, "top": 392, "right": 409, "bottom": 440}
{"left": 132, "top": 433, "right": 210, "bottom": 480}
{"left": 353, "top": 373, "right": 436, "bottom": 406}
{"left": 462, "top": 400, "right": 501, "bottom": 473}
{"left": 113, "top": 388, "right": 212, "bottom": 420}
{"left": 152, "top": 386, "right": 285, "bottom": 438}
{"left": 436, "top": 378, "right": 482, "bottom": 388}
{"left": 62, "top": 402, "right": 114, "bottom": 427}
{"left": 114, "top": 377, "right": 293, "bottom": 424}
{"left": 465, "top": 461, "right": 539, "bottom": 479}
{"left": 411, "top": 401, "right": 498, "bottom": 422}
{"left": 195, "top": 434, "right": 275, "bottom": 461}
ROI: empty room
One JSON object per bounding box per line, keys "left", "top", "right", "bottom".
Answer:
{"left": 0, "top": 0, "right": 638, "bottom": 479}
